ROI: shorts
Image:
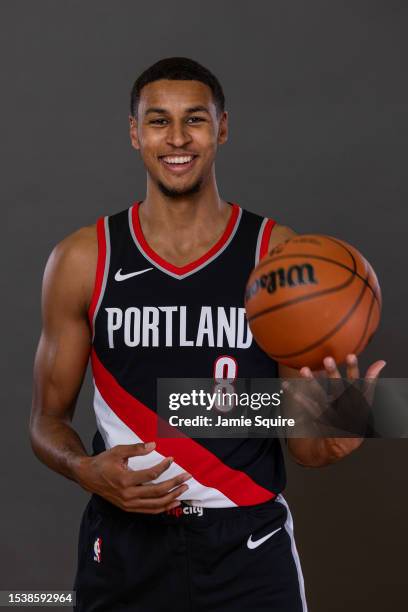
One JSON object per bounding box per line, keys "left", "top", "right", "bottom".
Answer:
{"left": 74, "top": 493, "right": 307, "bottom": 611}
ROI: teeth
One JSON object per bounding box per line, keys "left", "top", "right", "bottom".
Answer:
{"left": 162, "top": 155, "right": 194, "bottom": 164}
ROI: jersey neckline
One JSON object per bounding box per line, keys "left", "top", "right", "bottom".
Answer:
{"left": 128, "top": 201, "right": 242, "bottom": 279}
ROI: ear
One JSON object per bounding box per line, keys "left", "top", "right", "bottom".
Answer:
{"left": 217, "top": 111, "right": 228, "bottom": 145}
{"left": 129, "top": 114, "right": 140, "bottom": 150}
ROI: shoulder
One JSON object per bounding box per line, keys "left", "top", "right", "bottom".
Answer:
{"left": 51, "top": 224, "right": 98, "bottom": 264}
{"left": 43, "top": 224, "right": 98, "bottom": 312}
{"left": 268, "top": 223, "right": 297, "bottom": 251}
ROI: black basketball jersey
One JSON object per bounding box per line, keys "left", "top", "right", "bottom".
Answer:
{"left": 88, "top": 201, "right": 286, "bottom": 507}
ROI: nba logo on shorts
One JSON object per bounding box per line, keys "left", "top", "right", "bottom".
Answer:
{"left": 93, "top": 537, "right": 102, "bottom": 563}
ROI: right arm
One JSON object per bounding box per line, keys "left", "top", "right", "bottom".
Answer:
{"left": 30, "top": 226, "right": 97, "bottom": 481}
{"left": 30, "top": 226, "right": 190, "bottom": 513}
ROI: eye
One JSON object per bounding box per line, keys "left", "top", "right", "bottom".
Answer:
{"left": 187, "top": 116, "right": 205, "bottom": 124}
{"left": 149, "top": 118, "right": 168, "bottom": 125}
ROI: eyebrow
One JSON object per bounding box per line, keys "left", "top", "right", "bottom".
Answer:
{"left": 145, "top": 105, "right": 211, "bottom": 116}
{"left": 145, "top": 107, "right": 168, "bottom": 115}
{"left": 185, "top": 106, "right": 211, "bottom": 114}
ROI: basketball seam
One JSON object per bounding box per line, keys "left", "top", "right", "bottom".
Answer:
{"left": 265, "top": 271, "right": 370, "bottom": 359}
{"left": 254, "top": 253, "right": 380, "bottom": 307}
{"left": 323, "top": 235, "right": 381, "bottom": 309}
{"left": 318, "top": 234, "right": 355, "bottom": 267}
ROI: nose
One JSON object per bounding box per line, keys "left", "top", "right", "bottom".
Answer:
{"left": 166, "top": 120, "right": 192, "bottom": 148}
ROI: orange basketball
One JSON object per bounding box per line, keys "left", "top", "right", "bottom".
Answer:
{"left": 245, "top": 234, "right": 381, "bottom": 370}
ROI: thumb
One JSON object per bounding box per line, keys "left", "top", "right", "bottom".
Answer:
{"left": 112, "top": 441, "right": 156, "bottom": 459}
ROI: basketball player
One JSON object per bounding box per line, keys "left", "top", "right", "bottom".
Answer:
{"left": 30, "top": 58, "right": 385, "bottom": 611}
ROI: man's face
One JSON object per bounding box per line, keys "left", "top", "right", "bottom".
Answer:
{"left": 129, "top": 79, "right": 228, "bottom": 198}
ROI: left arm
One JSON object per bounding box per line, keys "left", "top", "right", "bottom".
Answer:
{"left": 279, "top": 363, "right": 362, "bottom": 467}
{"left": 268, "top": 224, "right": 385, "bottom": 467}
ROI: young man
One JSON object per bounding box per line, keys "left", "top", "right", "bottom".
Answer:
{"left": 30, "top": 57, "right": 385, "bottom": 611}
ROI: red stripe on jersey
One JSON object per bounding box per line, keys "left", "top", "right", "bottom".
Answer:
{"left": 87, "top": 217, "right": 107, "bottom": 330}
{"left": 259, "top": 219, "right": 276, "bottom": 260}
{"left": 91, "top": 349, "right": 276, "bottom": 506}
{"left": 131, "top": 202, "right": 241, "bottom": 275}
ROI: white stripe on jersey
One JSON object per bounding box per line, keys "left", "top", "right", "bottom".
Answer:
{"left": 277, "top": 494, "right": 308, "bottom": 611}
{"left": 93, "top": 382, "right": 237, "bottom": 508}
{"left": 92, "top": 216, "right": 111, "bottom": 342}
{"left": 254, "top": 217, "right": 269, "bottom": 265}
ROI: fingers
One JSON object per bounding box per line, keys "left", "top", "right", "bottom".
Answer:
{"left": 323, "top": 357, "right": 342, "bottom": 379}
{"left": 115, "top": 478, "right": 191, "bottom": 513}
{"left": 117, "top": 470, "right": 191, "bottom": 511}
{"left": 299, "top": 367, "right": 327, "bottom": 401}
{"left": 345, "top": 354, "right": 360, "bottom": 380}
{"left": 365, "top": 360, "right": 386, "bottom": 379}
{"left": 282, "top": 379, "right": 318, "bottom": 412}
{"left": 323, "top": 355, "right": 385, "bottom": 381}
{"left": 133, "top": 485, "right": 190, "bottom": 509}
{"left": 127, "top": 456, "right": 178, "bottom": 485}
{"left": 119, "top": 482, "right": 190, "bottom": 510}
{"left": 136, "top": 472, "right": 192, "bottom": 498}
{"left": 323, "top": 356, "right": 345, "bottom": 402}
{"left": 281, "top": 376, "right": 323, "bottom": 429}
{"left": 363, "top": 360, "right": 386, "bottom": 405}
{"left": 113, "top": 441, "right": 157, "bottom": 459}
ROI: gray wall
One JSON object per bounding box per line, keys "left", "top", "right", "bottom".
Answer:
{"left": 1, "top": 1, "right": 407, "bottom": 610}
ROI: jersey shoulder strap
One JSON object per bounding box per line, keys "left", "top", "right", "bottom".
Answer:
{"left": 235, "top": 207, "right": 277, "bottom": 265}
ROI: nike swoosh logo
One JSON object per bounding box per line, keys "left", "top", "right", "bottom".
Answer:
{"left": 114, "top": 267, "right": 153, "bottom": 281}
{"left": 247, "top": 527, "right": 282, "bottom": 550}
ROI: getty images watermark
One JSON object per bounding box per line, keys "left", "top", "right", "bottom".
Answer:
{"left": 166, "top": 388, "right": 295, "bottom": 430}
{"left": 156, "top": 379, "right": 298, "bottom": 437}
{"left": 157, "top": 377, "right": 408, "bottom": 439}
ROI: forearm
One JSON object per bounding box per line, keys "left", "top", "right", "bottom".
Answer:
{"left": 288, "top": 437, "right": 362, "bottom": 467}
{"left": 29, "top": 413, "right": 90, "bottom": 483}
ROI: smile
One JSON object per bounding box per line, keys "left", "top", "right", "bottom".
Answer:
{"left": 159, "top": 154, "right": 198, "bottom": 173}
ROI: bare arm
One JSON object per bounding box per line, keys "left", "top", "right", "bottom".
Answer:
{"left": 30, "top": 226, "right": 97, "bottom": 480}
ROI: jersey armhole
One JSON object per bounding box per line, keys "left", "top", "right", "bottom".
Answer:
{"left": 87, "top": 216, "right": 110, "bottom": 339}
{"left": 255, "top": 218, "right": 276, "bottom": 264}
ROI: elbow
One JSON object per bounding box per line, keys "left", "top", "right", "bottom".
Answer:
{"left": 291, "top": 453, "right": 333, "bottom": 468}
{"left": 288, "top": 439, "right": 342, "bottom": 468}
{"left": 28, "top": 416, "right": 40, "bottom": 457}
{"left": 291, "top": 444, "right": 352, "bottom": 468}
{"left": 28, "top": 407, "right": 44, "bottom": 458}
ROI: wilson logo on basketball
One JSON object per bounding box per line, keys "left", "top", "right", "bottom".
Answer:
{"left": 245, "top": 264, "right": 318, "bottom": 300}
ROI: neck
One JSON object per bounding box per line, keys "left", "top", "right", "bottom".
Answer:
{"left": 141, "top": 169, "right": 229, "bottom": 236}
{"left": 138, "top": 169, "right": 233, "bottom": 263}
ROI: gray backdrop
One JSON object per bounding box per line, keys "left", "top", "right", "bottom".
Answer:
{"left": 2, "top": 1, "right": 407, "bottom": 610}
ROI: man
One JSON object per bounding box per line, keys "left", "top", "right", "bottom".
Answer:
{"left": 30, "top": 57, "right": 385, "bottom": 611}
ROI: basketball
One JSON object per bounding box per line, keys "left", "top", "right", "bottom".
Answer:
{"left": 245, "top": 234, "right": 382, "bottom": 370}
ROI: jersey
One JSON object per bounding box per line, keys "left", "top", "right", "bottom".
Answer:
{"left": 87, "top": 201, "right": 286, "bottom": 508}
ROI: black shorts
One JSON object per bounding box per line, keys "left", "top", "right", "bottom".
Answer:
{"left": 74, "top": 493, "right": 307, "bottom": 611}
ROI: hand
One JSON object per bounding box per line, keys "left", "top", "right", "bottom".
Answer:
{"left": 284, "top": 354, "right": 386, "bottom": 457}
{"left": 75, "top": 441, "right": 191, "bottom": 514}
